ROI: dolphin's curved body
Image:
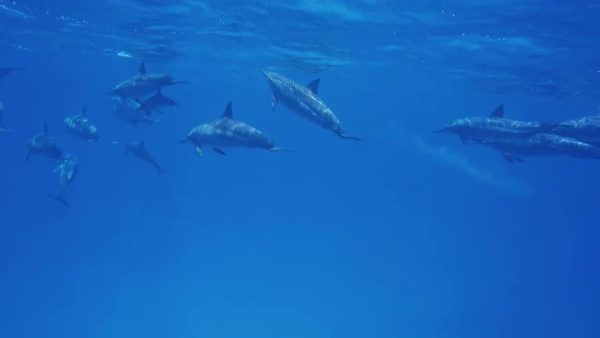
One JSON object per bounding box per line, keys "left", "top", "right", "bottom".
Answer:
{"left": 27, "top": 122, "right": 63, "bottom": 161}
{"left": 64, "top": 107, "right": 100, "bottom": 142}
{"left": 123, "top": 141, "right": 166, "bottom": 175}
{"left": 263, "top": 71, "right": 360, "bottom": 141}
{"left": 435, "top": 105, "right": 557, "bottom": 144}
{"left": 0, "top": 67, "right": 25, "bottom": 78}
{"left": 48, "top": 155, "right": 79, "bottom": 208}
{"left": 112, "top": 97, "right": 158, "bottom": 127}
{"left": 552, "top": 116, "right": 600, "bottom": 145}
{"left": 479, "top": 133, "right": 600, "bottom": 163}
{"left": 181, "top": 101, "right": 292, "bottom": 156}
{"left": 109, "top": 62, "right": 187, "bottom": 98}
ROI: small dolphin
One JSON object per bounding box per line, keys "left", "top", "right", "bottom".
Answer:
{"left": 47, "top": 154, "right": 79, "bottom": 208}
{"left": 26, "top": 122, "right": 63, "bottom": 162}
{"left": 120, "top": 141, "right": 166, "bottom": 175}
{"left": 0, "top": 101, "right": 9, "bottom": 132}
{"left": 552, "top": 116, "right": 600, "bottom": 145}
{"left": 263, "top": 70, "right": 360, "bottom": 141}
{"left": 64, "top": 107, "right": 100, "bottom": 142}
{"left": 435, "top": 104, "right": 558, "bottom": 144}
{"left": 478, "top": 133, "right": 600, "bottom": 163}
{"left": 181, "top": 101, "right": 293, "bottom": 156}
{"left": 0, "top": 67, "right": 25, "bottom": 78}
{"left": 112, "top": 96, "right": 158, "bottom": 127}
{"left": 108, "top": 61, "right": 188, "bottom": 98}
{"left": 136, "top": 88, "right": 178, "bottom": 114}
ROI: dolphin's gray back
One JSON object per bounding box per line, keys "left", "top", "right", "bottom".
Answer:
{"left": 268, "top": 73, "right": 342, "bottom": 131}
{"left": 553, "top": 116, "right": 600, "bottom": 144}
{"left": 188, "top": 118, "right": 274, "bottom": 149}
{"left": 455, "top": 117, "right": 551, "bottom": 141}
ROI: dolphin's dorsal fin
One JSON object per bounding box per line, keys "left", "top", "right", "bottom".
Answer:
{"left": 44, "top": 121, "right": 48, "bottom": 134}
{"left": 81, "top": 106, "right": 87, "bottom": 116}
{"left": 490, "top": 104, "right": 504, "bottom": 118}
{"left": 139, "top": 61, "right": 147, "bottom": 76}
{"left": 223, "top": 101, "right": 233, "bottom": 118}
{"left": 307, "top": 79, "right": 320, "bottom": 95}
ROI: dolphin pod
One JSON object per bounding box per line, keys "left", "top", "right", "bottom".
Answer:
{"left": 436, "top": 105, "right": 600, "bottom": 163}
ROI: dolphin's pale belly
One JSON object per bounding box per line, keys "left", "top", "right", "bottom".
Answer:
{"left": 483, "top": 134, "right": 600, "bottom": 159}
{"left": 114, "top": 76, "right": 164, "bottom": 98}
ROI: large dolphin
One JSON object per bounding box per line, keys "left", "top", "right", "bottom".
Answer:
{"left": 112, "top": 96, "right": 158, "bottom": 127}
{"left": 120, "top": 141, "right": 166, "bottom": 175}
{"left": 26, "top": 122, "right": 63, "bottom": 161}
{"left": 64, "top": 107, "right": 100, "bottom": 142}
{"left": 136, "top": 88, "right": 178, "bottom": 114}
{"left": 552, "top": 116, "right": 600, "bottom": 145}
{"left": 435, "top": 105, "right": 557, "bottom": 144}
{"left": 478, "top": 133, "right": 600, "bottom": 163}
{"left": 0, "top": 67, "right": 25, "bottom": 78}
{"left": 263, "top": 71, "right": 360, "bottom": 141}
{"left": 47, "top": 154, "right": 79, "bottom": 208}
{"left": 108, "top": 62, "right": 188, "bottom": 98}
{"left": 181, "top": 101, "right": 292, "bottom": 156}
{"left": 0, "top": 101, "right": 9, "bottom": 132}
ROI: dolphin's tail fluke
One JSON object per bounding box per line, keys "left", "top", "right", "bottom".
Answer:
{"left": 338, "top": 133, "right": 362, "bottom": 141}
{"left": 47, "top": 193, "right": 71, "bottom": 208}
{"left": 270, "top": 146, "right": 296, "bottom": 153}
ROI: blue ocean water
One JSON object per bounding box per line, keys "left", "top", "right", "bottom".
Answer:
{"left": 1, "top": 0, "right": 600, "bottom": 337}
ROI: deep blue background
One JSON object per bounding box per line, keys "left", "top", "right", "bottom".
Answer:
{"left": 1, "top": 1, "right": 600, "bottom": 337}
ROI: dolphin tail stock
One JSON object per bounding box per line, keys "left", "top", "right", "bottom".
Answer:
{"left": 269, "top": 146, "right": 296, "bottom": 153}
{"left": 503, "top": 153, "right": 525, "bottom": 164}
{"left": 47, "top": 193, "right": 72, "bottom": 208}
{"left": 338, "top": 132, "right": 362, "bottom": 141}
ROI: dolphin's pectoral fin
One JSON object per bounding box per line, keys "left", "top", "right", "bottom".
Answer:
{"left": 139, "top": 61, "right": 147, "bottom": 76}
{"left": 271, "top": 96, "right": 277, "bottom": 111}
{"left": 212, "top": 148, "right": 226, "bottom": 156}
{"left": 47, "top": 193, "right": 71, "bottom": 208}
{"left": 195, "top": 146, "right": 204, "bottom": 156}
{"left": 460, "top": 135, "right": 472, "bottom": 145}
{"left": 503, "top": 153, "right": 525, "bottom": 164}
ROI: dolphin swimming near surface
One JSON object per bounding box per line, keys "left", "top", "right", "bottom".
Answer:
{"left": 47, "top": 154, "right": 79, "bottom": 208}
{"left": 434, "top": 104, "right": 558, "bottom": 144}
{"left": 136, "top": 88, "right": 178, "bottom": 114}
{"left": 0, "top": 67, "right": 25, "bottom": 78}
{"left": 64, "top": 107, "right": 100, "bottom": 142}
{"left": 478, "top": 133, "right": 600, "bottom": 163}
{"left": 108, "top": 61, "right": 188, "bottom": 98}
{"left": 26, "top": 122, "right": 63, "bottom": 162}
{"left": 262, "top": 70, "right": 361, "bottom": 141}
{"left": 180, "top": 101, "right": 293, "bottom": 156}
{"left": 118, "top": 140, "right": 166, "bottom": 175}
{"left": 112, "top": 96, "right": 158, "bottom": 127}
{"left": 552, "top": 116, "right": 600, "bottom": 145}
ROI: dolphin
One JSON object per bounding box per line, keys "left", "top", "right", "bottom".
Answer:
{"left": 552, "top": 116, "right": 600, "bottom": 145}
{"left": 0, "top": 101, "right": 9, "bottom": 132}
{"left": 26, "top": 122, "right": 64, "bottom": 162}
{"left": 180, "top": 101, "right": 293, "bottom": 156}
{"left": 108, "top": 61, "right": 189, "bottom": 98}
{"left": 112, "top": 96, "right": 158, "bottom": 127}
{"left": 47, "top": 154, "right": 79, "bottom": 208}
{"left": 121, "top": 141, "right": 166, "bottom": 175}
{"left": 136, "top": 88, "right": 178, "bottom": 114}
{"left": 478, "top": 133, "right": 600, "bottom": 163}
{"left": 434, "top": 105, "right": 558, "bottom": 144}
{"left": 0, "top": 67, "right": 25, "bottom": 78}
{"left": 262, "top": 70, "right": 360, "bottom": 141}
{"left": 64, "top": 107, "right": 100, "bottom": 142}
